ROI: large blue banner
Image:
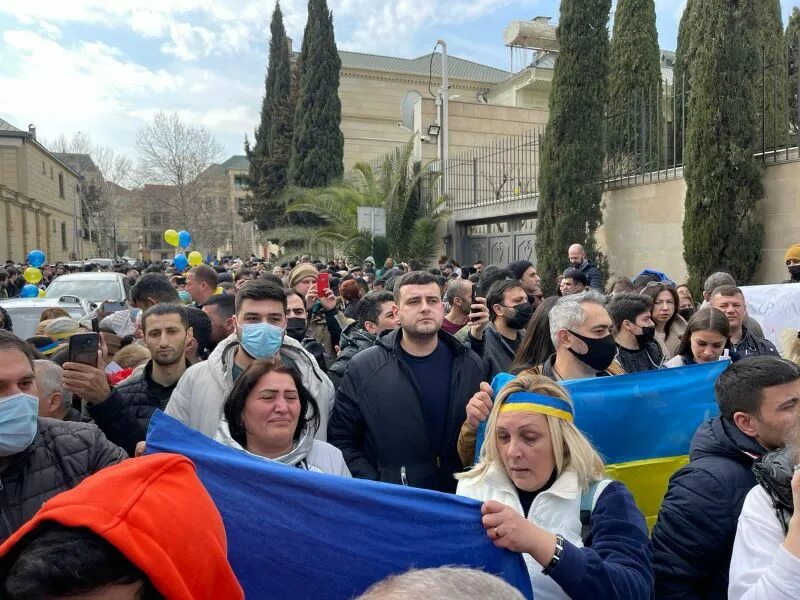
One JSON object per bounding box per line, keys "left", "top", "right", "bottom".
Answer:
{"left": 146, "top": 411, "right": 533, "bottom": 600}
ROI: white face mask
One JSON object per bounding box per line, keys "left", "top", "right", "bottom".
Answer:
{"left": 0, "top": 393, "right": 39, "bottom": 456}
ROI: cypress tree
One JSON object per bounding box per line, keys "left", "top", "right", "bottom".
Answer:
{"left": 608, "top": 0, "right": 662, "bottom": 170}
{"left": 788, "top": 8, "right": 800, "bottom": 136}
{"left": 672, "top": 0, "right": 697, "bottom": 166}
{"left": 535, "top": 0, "right": 611, "bottom": 295}
{"left": 243, "top": 2, "right": 294, "bottom": 229}
{"left": 682, "top": 0, "right": 763, "bottom": 292}
{"left": 289, "top": 0, "right": 344, "bottom": 188}
{"left": 755, "top": 0, "right": 787, "bottom": 152}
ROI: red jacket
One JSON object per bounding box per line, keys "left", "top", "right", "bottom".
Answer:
{"left": 0, "top": 453, "right": 243, "bottom": 599}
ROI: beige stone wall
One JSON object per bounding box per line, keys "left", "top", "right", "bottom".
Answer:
{"left": 597, "top": 160, "right": 800, "bottom": 285}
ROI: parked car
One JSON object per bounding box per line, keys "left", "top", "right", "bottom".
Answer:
{"left": 0, "top": 296, "right": 92, "bottom": 340}
{"left": 45, "top": 272, "right": 130, "bottom": 304}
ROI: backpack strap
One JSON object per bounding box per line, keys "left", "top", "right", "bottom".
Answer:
{"left": 579, "top": 479, "right": 613, "bottom": 547}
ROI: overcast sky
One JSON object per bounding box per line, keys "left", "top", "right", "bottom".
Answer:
{"left": 0, "top": 0, "right": 797, "bottom": 163}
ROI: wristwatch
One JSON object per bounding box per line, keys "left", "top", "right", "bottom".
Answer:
{"left": 542, "top": 534, "right": 565, "bottom": 575}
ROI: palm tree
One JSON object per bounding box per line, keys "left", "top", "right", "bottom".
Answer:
{"left": 260, "top": 139, "right": 445, "bottom": 267}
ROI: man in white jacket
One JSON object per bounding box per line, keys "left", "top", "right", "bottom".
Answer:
{"left": 165, "top": 280, "right": 334, "bottom": 441}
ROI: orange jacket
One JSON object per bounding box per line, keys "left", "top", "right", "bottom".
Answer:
{"left": 0, "top": 453, "right": 243, "bottom": 600}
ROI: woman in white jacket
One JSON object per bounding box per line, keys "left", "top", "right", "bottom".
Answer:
{"left": 215, "top": 358, "right": 350, "bottom": 476}
{"left": 729, "top": 445, "right": 800, "bottom": 599}
{"left": 455, "top": 374, "right": 653, "bottom": 600}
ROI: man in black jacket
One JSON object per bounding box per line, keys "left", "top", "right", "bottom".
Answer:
{"left": 0, "top": 331, "right": 125, "bottom": 542}
{"left": 608, "top": 293, "right": 663, "bottom": 373}
{"left": 567, "top": 243, "right": 604, "bottom": 290}
{"left": 67, "top": 304, "right": 193, "bottom": 456}
{"left": 652, "top": 356, "right": 800, "bottom": 598}
{"left": 710, "top": 285, "right": 779, "bottom": 359}
{"left": 328, "top": 272, "right": 487, "bottom": 493}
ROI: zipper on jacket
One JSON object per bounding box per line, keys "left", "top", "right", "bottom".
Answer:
{"left": 0, "top": 475, "right": 11, "bottom": 540}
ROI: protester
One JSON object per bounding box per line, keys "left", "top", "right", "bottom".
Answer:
{"left": 0, "top": 454, "right": 244, "bottom": 599}
{"left": 285, "top": 289, "right": 327, "bottom": 371}
{"left": 328, "top": 271, "right": 486, "bottom": 492}
{"left": 606, "top": 276, "right": 634, "bottom": 296}
{"left": 184, "top": 306, "right": 212, "bottom": 363}
{"left": 640, "top": 283, "right": 685, "bottom": 360}
{"left": 456, "top": 374, "right": 653, "bottom": 598}
{"left": 33, "top": 360, "right": 84, "bottom": 422}
{"left": 567, "top": 244, "right": 603, "bottom": 290}
{"left": 608, "top": 293, "right": 663, "bottom": 373}
{"left": 357, "top": 567, "right": 525, "bottom": 600}
{"left": 38, "top": 307, "right": 70, "bottom": 322}
{"left": 506, "top": 260, "right": 542, "bottom": 303}
{"left": 289, "top": 263, "right": 350, "bottom": 356}
{"left": 216, "top": 358, "right": 350, "bottom": 475}
{"left": 558, "top": 268, "right": 588, "bottom": 296}
{"left": 340, "top": 279, "right": 363, "bottom": 320}
{"left": 664, "top": 307, "right": 730, "bottom": 367}
{"left": 166, "top": 281, "right": 334, "bottom": 441}
{"left": 652, "top": 356, "right": 800, "bottom": 598}
{"left": 328, "top": 291, "right": 398, "bottom": 389}
{"left": 111, "top": 343, "right": 151, "bottom": 370}
{"left": 509, "top": 297, "right": 559, "bottom": 375}
{"left": 0, "top": 331, "right": 126, "bottom": 542}
{"left": 202, "top": 293, "right": 236, "bottom": 353}
{"left": 0, "top": 306, "right": 11, "bottom": 332}
{"left": 186, "top": 264, "right": 218, "bottom": 307}
{"left": 710, "top": 285, "right": 779, "bottom": 359}
{"left": 442, "top": 278, "right": 473, "bottom": 335}
{"left": 129, "top": 272, "right": 181, "bottom": 311}
{"left": 783, "top": 243, "right": 800, "bottom": 283}
{"left": 234, "top": 268, "right": 254, "bottom": 290}
{"left": 701, "top": 272, "right": 765, "bottom": 337}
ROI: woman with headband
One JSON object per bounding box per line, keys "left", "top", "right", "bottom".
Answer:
{"left": 456, "top": 374, "right": 653, "bottom": 599}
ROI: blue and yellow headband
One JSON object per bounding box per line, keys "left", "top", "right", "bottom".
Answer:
{"left": 499, "top": 392, "right": 575, "bottom": 423}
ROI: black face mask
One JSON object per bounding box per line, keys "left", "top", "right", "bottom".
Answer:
{"left": 635, "top": 325, "right": 656, "bottom": 346}
{"left": 286, "top": 318, "right": 307, "bottom": 342}
{"left": 678, "top": 308, "right": 695, "bottom": 321}
{"left": 567, "top": 330, "right": 617, "bottom": 372}
{"left": 506, "top": 302, "right": 534, "bottom": 330}
{"left": 789, "top": 265, "right": 800, "bottom": 279}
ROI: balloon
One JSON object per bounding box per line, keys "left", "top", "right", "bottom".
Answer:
{"left": 173, "top": 254, "right": 189, "bottom": 271}
{"left": 188, "top": 251, "right": 203, "bottom": 267}
{"left": 20, "top": 284, "right": 39, "bottom": 298}
{"left": 178, "top": 230, "right": 192, "bottom": 248}
{"left": 23, "top": 267, "right": 42, "bottom": 284}
{"left": 38, "top": 288, "right": 46, "bottom": 298}
{"left": 164, "top": 229, "right": 179, "bottom": 247}
{"left": 27, "top": 249, "right": 45, "bottom": 268}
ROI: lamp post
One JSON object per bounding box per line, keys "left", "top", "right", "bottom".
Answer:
{"left": 437, "top": 39, "right": 449, "bottom": 198}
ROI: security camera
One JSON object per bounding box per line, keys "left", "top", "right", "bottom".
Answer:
{"left": 420, "top": 135, "right": 430, "bottom": 143}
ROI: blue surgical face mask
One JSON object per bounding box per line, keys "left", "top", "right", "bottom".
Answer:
{"left": 129, "top": 307, "right": 141, "bottom": 320}
{"left": 238, "top": 321, "right": 284, "bottom": 359}
{"left": 0, "top": 393, "right": 39, "bottom": 456}
{"left": 178, "top": 290, "right": 191, "bottom": 304}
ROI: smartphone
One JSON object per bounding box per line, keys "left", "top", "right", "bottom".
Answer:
{"left": 69, "top": 333, "right": 99, "bottom": 367}
{"left": 317, "top": 272, "right": 330, "bottom": 294}
{"left": 470, "top": 284, "right": 479, "bottom": 322}
{"left": 101, "top": 301, "right": 126, "bottom": 315}
{"left": 91, "top": 317, "right": 100, "bottom": 333}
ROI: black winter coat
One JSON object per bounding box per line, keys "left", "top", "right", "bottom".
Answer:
{"left": 0, "top": 418, "right": 126, "bottom": 541}
{"left": 465, "top": 324, "right": 521, "bottom": 380}
{"left": 651, "top": 417, "right": 765, "bottom": 599}
{"left": 328, "top": 328, "right": 486, "bottom": 493}
{"left": 327, "top": 323, "right": 376, "bottom": 389}
{"left": 88, "top": 361, "right": 180, "bottom": 456}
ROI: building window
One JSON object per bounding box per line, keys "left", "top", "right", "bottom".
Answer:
{"left": 58, "top": 173, "right": 65, "bottom": 198}
{"left": 61, "top": 222, "right": 67, "bottom": 251}
{"left": 234, "top": 175, "right": 249, "bottom": 190}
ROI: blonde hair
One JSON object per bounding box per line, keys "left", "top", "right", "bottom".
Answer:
{"left": 781, "top": 329, "right": 800, "bottom": 366}
{"left": 456, "top": 374, "right": 605, "bottom": 491}
{"left": 113, "top": 344, "right": 151, "bottom": 369}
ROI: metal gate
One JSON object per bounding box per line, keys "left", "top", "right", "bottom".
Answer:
{"left": 460, "top": 216, "right": 537, "bottom": 267}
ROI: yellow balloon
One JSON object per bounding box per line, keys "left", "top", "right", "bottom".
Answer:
{"left": 23, "top": 267, "right": 42, "bottom": 284}
{"left": 164, "top": 229, "right": 179, "bottom": 247}
{"left": 38, "top": 288, "right": 46, "bottom": 297}
{"left": 188, "top": 251, "right": 203, "bottom": 267}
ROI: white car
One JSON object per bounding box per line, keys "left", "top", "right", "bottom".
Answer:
{"left": 44, "top": 272, "right": 130, "bottom": 304}
{"left": 0, "top": 296, "right": 92, "bottom": 340}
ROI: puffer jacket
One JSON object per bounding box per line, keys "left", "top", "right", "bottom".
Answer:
{"left": 327, "top": 322, "right": 376, "bottom": 389}
{"left": 165, "top": 333, "right": 334, "bottom": 441}
{"left": 0, "top": 418, "right": 126, "bottom": 542}
{"left": 88, "top": 360, "right": 185, "bottom": 456}
{"left": 327, "top": 328, "right": 486, "bottom": 493}
{"left": 465, "top": 323, "right": 521, "bottom": 380}
{"left": 651, "top": 417, "right": 765, "bottom": 599}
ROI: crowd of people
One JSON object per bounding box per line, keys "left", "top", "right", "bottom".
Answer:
{"left": 1, "top": 243, "right": 800, "bottom": 598}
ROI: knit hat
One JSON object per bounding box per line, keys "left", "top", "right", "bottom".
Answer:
{"left": 43, "top": 317, "right": 84, "bottom": 340}
{"left": 507, "top": 260, "right": 534, "bottom": 281}
{"left": 785, "top": 244, "right": 800, "bottom": 264}
{"left": 288, "top": 264, "right": 319, "bottom": 288}
{"left": 26, "top": 335, "right": 60, "bottom": 356}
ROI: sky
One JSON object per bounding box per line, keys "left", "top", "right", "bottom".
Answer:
{"left": 0, "top": 0, "right": 797, "bottom": 165}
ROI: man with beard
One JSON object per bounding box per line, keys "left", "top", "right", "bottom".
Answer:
{"left": 328, "top": 272, "right": 487, "bottom": 493}
{"left": 67, "top": 303, "right": 194, "bottom": 456}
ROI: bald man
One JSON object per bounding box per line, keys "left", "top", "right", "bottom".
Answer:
{"left": 567, "top": 243, "right": 604, "bottom": 290}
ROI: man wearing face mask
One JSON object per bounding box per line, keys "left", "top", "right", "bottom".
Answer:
{"left": 782, "top": 243, "right": 800, "bottom": 284}
{"left": 608, "top": 293, "right": 664, "bottom": 373}
{"left": 467, "top": 280, "right": 532, "bottom": 379}
{"left": 165, "top": 280, "right": 334, "bottom": 441}
{"left": 285, "top": 290, "right": 328, "bottom": 372}
{"left": 0, "top": 331, "right": 126, "bottom": 542}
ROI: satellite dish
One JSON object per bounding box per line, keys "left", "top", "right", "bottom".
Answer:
{"left": 400, "top": 91, "right": 422, "bottom": 131}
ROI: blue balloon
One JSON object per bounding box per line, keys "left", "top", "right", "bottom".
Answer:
{"left": 27, "top": 249, "right": 45, "bottom": 268}
{"left": 173, "top": 254, "right": 189, "bottom": 271}
{"left": 178, "top": 230, "right": 192, "bottom": 248}
{"left": 20, "top": 284, "right": 39, "bottom": 298}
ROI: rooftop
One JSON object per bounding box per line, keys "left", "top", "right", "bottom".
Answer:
{"left": 0, "top": 117, "right": 24, "bottom": 133}
{"left": 221, "top": 155, "right": 249, "bottom": 171}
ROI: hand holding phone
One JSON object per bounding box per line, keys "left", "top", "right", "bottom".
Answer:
{"left": 317, "top": 272, "right": 330, "bottom": 294}
{"left": 68, "top": 333, "right": 100, "bottom": 368}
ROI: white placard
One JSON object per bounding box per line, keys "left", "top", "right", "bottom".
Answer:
{"left": 357, "top": 207, "right": 386, "bottom": 236}
{"left": 741, "top": 283, "right": 800, "bottom": 353}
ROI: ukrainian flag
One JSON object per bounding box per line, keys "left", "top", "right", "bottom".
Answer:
{"left": 482, "top": 362, "right": 728, "bottom": 528}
